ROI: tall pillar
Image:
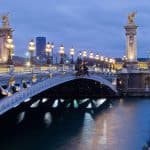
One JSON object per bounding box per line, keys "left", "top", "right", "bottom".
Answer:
{"left": 0, "top": 15, "right": 13, "bottom": 63}
{"left": 124, "top": 12, "right": 138, "bottom": 63}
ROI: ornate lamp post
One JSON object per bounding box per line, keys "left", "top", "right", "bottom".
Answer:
{"left": 28, "top": 39, "right": 35, "bottom": 74}
{"left": 112, "top": 58, "right": 116, "bottom": 72}
{"left": 51, "top": 42, "right": 54, "bottom": 65}
{"left": 59, "top": 45, "right": 65, "bottom": 64}
{"left": 45, "top": 42, "right": 52, "bottom": 65}
{"left": 95, "top": 54, "right": 100, "bottom": 71}
{"left": 89, "top": 52, "right": 94, "bottom": 59}
{"left": 109, "top": 58, "right": 113, "bottom": 72}
{"left": 89, "top": 52, "right": 94, "bottom": 71}
{"left": 95, "top": 54, "right": 100, "bottom": 60}
{"left": 70, "top": 47, "right": 75, "bottom": 64}
{"left": 28, "top": 39, "right": 35, "bottom": 66}
{"left": 104, "top": 57, "right": 109, "bottom": 72}
{"left": 82, "top": 50, "right": 87, "bottom": 62}
{"left": 6, "top": 36, "right": 14, "bottom": 65}
{"left": 100, "top": 56, "right": 104, "bottom": 72}
{"left": 122, "top": 55, "right": 127, "bottom": 68}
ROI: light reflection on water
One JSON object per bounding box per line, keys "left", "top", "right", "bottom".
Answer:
{"left": 1, "top": 98, "right": 150, "bottom": 150}
{"left": 44, "top": 112, "right": 52, "bottom": 127}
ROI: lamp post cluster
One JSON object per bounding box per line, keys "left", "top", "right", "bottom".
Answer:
{"left": 78, "top": 50, "right": 116, "bottom": 72}
{"left": 27, "top": 39, "right": 116, "bottom": 72}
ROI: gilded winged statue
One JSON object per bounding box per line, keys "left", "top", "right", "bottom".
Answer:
{"left": 128, "top": 12, "right": 136, "bottom": 24}
{"left": 0, "top": 13, "right": 9, "bottom": 28}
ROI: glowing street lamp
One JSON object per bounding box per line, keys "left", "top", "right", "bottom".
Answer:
{"left": 95, "top": 54, "right": 100, "bottom": 60}
{"left": 45, "top": 42, "right": 52, "bottom": 65}
{"left": 51, "top": 42, "right": 54, "bottom": 64}
{"left": 6, "top": 36, "right": 14, "bottom": 65}
{"left": 82, "top": 50, "right": 87, "bottom": 62}
{"left": 59, "top": 45, "right": 65, "bottom": 64}
{"left": 100, "top": 55, "right": 104, "bottom": 72}
{"left": 89, "top": 52, "right": 94, "bottom": 59}
{"left": 104, "top": 57, "right": 109, "bottom": 72}
{"left": 28, "top": 39, "right": 35, "bottom": 66}
{"left": 70, "top": 47, "right": 75, "bottom": 64}
{"left": 100, "top": 56, "right": 104, "bottom": 61}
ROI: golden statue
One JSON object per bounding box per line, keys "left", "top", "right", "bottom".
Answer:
{"left": 128, "top": 12, "right": 136, "bottom": 24}
{"left": 0, "top": 13, "right": 9, "bottom": 28}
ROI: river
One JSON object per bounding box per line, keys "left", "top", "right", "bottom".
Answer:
{"left": 0, "top": 97, "right": 150, "bottom": 150}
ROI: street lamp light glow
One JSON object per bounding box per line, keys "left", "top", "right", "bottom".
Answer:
{"left": 82, "top": 50, "right": 87, "bottom": 57}
{"left": 95, "top": 54, "right": 100, "bottom": 60}
{"left": 26, "top": 61, "right": 31, "bottom": 67}
{"left": 28, "top": 39, "right": 35, "bottom": 67}
{"left": 109, "top": 58, "right": 113, "bottom": 63}
{"left": 100, "top": 56, "right": 104, "bottom": 61}
{"left": 59, "top": 45, "right": 65, "bottom": 64}
{"left": 70, "top": 47, "right": 75, "bottom": 56}
{"left": 45, "top": 42, "right": 52, "bottom": 53}
{"left": 59, "top": 45, "right": 65, "bottom": 55}
{"left": 112, "top": 59, "right": 115, "bottom": 64}
{"left": 28, "top": 39, "right": 35, "bottom": 52}
{"left": 70, "top": 47, "right": 75, "bottom": 64}
{"left": 105, "top": 57, "right": 108, "bottom": 62}
{"left": 45, "top": 42, "right": 52, "bottom": 65}
{"left": 51, "top": 42, "right": 54, "bottom": 49}
{"left": 89, "top": 52, "right": 94, "bottom": 59}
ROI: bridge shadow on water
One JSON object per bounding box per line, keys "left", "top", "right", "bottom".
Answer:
{"left": 0, "top": 78, "right": 114, "bottom": 150}
{"left": 0, "top": 98, "right": 112, "bottom": 150}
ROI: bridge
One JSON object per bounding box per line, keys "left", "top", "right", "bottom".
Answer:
{"left": 0, "top": 69, "right": 117, "bottom": 115}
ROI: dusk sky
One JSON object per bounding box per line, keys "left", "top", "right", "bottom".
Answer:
{"left": 1, "top": 0, "right": 150, "bottom": 58}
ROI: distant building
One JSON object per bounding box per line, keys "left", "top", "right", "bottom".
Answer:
{"left": 36, "top": 37, "right": 46, "bottom": 58}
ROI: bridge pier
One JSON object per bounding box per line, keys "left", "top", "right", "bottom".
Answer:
{"left": 117, "top": 72, "right": 150, "bottom": 96}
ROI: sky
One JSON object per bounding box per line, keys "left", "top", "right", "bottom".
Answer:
{"left": 0, "top": 0, "right": 150, "bottom": 58}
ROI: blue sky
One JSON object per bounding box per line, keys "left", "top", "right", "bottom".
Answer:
{"left": 0, "top": 0, "right": 150, "bottom": 58}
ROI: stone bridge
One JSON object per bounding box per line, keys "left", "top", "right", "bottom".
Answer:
{"left": 0, "top": 72, "right": 117, "bottom": 115}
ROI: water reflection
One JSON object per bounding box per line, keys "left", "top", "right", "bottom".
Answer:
{"left": 52, "top": 99, "right": 59, "bottom": 108}
{"left": 17, "top": 111, "right": 26, "bottom": 124}
{"left": 0, "top": 98, "right": 150, "bottom": 150}
{"left": 42, "top": 98, "right": 48, "bottom": 103}
{"left": 30, "top": 99, "right": 40, "bottom": 108}
{"left": 44, "top": 112, "right": 52, "bottom": 127}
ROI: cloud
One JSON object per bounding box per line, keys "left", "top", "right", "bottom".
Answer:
{"left": 0, "top": 0, "right": 150, "bottom": 57}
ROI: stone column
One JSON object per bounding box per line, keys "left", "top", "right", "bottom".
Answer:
{"left": 124, "top": 24, "right": 138, "bottom": 62}
{"left": 0, "top": 28, "right": 13, "bottom": 63}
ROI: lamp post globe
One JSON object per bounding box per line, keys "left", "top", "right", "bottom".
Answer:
{"left": 45, "top": 42, "right": 52, "bottom": 65}
{"left": 89, "top": 52, "right": 94, "bottom": 59}
{"left": 51, "top": 42, "right": 54, "bottom": 65}
{"left": 59, "top": 45, "right": 65, "bottom": 64}
{"left": 70, "top": 47, "right": 75, "bottom": 64}
{"left": 28, "top": 39, "right": 35, "bottom": 66}
{"left": 82, "top": 50, "right": 87, "bottom": 62}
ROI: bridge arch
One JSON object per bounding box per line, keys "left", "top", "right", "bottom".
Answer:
{"left": 48, "top": 75, "right": 117, "bottom": 94}
{"left": 0, "top": 74, "right": 117, "bottom": 115}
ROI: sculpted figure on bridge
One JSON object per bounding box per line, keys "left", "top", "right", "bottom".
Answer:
{"left": 128, "top": 12, "right": 136, "bottom": 24}
{"left": 0, "top": 13, "right": 9, "bottom": 28}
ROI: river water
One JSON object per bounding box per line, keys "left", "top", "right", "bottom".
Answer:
{"left": 0, "top": 97, "right": 150, "bottom": 150}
